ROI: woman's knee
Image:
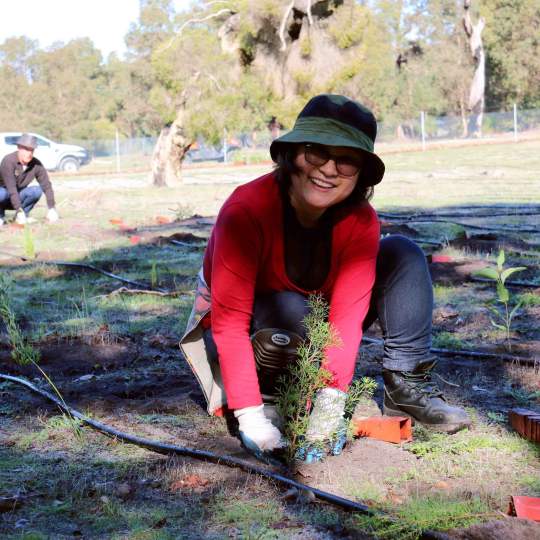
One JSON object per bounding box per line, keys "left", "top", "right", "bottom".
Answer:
{"left": 378, "top": 235, "right": 427, "bottom": 271}
{"left": 252, "top": 291, "right": 309, "bottom": 335}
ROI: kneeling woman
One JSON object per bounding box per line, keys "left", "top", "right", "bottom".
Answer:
{"left": 180, "top": 95, "right": 470, "bottom": 458}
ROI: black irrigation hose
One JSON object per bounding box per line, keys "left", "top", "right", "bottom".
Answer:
{"left": 0, "top": 373, "right": 454, "bottom": 538}
{"left": 470, "top": 277, "right": 539, "bottom": 289}
{"left": 0, "top": 250, "right": 170, "bottom": 294}
{"left": 168, "top": 239, "right": 203, "bottom": 249}
{"left": 0, "top": 373, "right": 372, "bottom": 514}
{"left": 379, "top": 209, "right": 540, "bottom": 219}
{"left": 380, "top": 216, "right": 537, "bottom": 234}
{"left": 48, "top": 261, "right": 170, "bottom": 293}
{"left": 362, "top": 336, "right": 538, "bottom": 366}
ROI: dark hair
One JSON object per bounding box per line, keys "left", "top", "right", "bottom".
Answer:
{"left": 273, "top": 143, "right": 374, "bottom": 206}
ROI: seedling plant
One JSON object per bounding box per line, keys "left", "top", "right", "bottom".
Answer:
{"left": 0, "top": 275, "right": 81, "bottom": 435}
{"left": 474, "top": 249, "right": 526, "bottom": 351}
{"left": 23, "top": 224, "right": 36, "bottom": 259}
{"left": 276, "top": 294, "right": 376, "bottom": 463}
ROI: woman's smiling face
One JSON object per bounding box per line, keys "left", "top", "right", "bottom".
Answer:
{"left": 289, "top": 144, "right": 364, "bottom": 227}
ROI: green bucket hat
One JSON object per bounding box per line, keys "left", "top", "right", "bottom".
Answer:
{"left": 270, "top": 94, "right": 385, "bottom": 186}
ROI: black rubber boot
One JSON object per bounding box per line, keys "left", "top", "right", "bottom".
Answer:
{"left": 382, "top": 359, "right": 471, "bottom": 434}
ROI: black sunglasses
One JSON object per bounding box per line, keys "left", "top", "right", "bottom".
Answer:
{"left": 304, "top": 144, "right": 363, "bottom": 177}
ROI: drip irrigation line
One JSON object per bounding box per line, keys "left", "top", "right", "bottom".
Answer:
{"left": 168, "top": 239, "right": 203, "bottom": 249}
{"left": 0, "top": 249, "right": 170, "bottom": 294}
{"left": 0, "top": 372, "right": 372, "bottom": 514}
{"left": 380, "top": 216, "right": 537, "bottom": 234}
{"left": 415, "top": 239, "right": 444, "bottom": 246}
{"left": 471, "top": 277, "right": 539, "bottom": 289}
{"left": 0, "top": 372, "right": 453, "bottom": 538}
{"left": 361, "top": 337, "right": 538, "bottom": 366}
{"left": 48, "top": 261, "right": 170, "bottom": 293}
{"left": 379, "top": 209, "right": 540, "bottom": 219}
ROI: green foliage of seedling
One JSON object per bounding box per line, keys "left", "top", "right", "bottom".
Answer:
{"left": 276, "top": 294, "right": 376, "bottom": 462}
{"left": 473, "top": 249, "right": 526, "bottom": 351}
{"left": 23, "top": 224, "right": 36, "bottom": 259}
{"left": 276, "top": 294, "right": 337, "bottom": 462}
{"left": 518, "top": 292, "right": 540, "bottom": 307}
{"left": 0, "top": 274, "right": 82, "bottom": 437}
{"left": 0, "top": 274, "right": 40, "bottom": 365}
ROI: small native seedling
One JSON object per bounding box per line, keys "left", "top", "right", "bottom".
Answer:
{"left": 473, "top": 250, "right": 526, "bottom": 351}
{"left": 170, "top": 203, "right": 194, "bottom": 221}
{"left": 276, "top": 294, "right": 376, "bottom": 462}
{"left": 23, "top": 224, "right": 36, "bottom": 259}
{"left": 0, "top": 275, "right": 81, "bottom": 436}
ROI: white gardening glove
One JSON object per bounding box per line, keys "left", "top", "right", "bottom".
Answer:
{"left": 234, "top": 404, "right": 285, "bottom": 452}
{"left": 15, "top": 210, "right": 27, "bottom": 225}
{"left": 46, "top": 208, "right": 59, "bottom": 222}
{"left": 305, "top": 387, "right": 347, "bottom": 442}
{"left": 298, "top": 387, "right": 348, "bottom": 463}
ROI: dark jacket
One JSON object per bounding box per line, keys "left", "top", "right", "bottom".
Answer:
{"left": 0, "top": 151, "right": 55, "bottom": 211}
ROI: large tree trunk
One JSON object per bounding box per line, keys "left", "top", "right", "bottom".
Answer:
{"left": 463, "top": 0, "right": 485, "bottom": 137}
{"left": 150, "top": 109, "right": 192, "bottom": 187}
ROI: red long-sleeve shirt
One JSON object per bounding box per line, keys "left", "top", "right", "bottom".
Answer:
{"left": 203, "top": 172, "right": 380, "bottom": 409}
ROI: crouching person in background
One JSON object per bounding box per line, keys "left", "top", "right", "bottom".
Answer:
{"left": 0, "top": 133, "right": 59, "bottom": 226}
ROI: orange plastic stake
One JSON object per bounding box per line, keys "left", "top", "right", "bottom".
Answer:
{"left": 352, "top": 416, "right": 412, "bottom": 444}
{"left": 509, "top": 496, "right": 540, "bottom": 522}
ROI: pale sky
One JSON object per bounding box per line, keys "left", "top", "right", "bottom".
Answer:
{"left": 0, "top": 0, "right": 192, "bottom": 59}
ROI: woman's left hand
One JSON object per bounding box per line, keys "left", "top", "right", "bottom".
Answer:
{"left": 297, "top": 387, "right": 348, "bottom": 463}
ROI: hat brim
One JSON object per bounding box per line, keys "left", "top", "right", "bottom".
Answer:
{"left": 270, "top": 131, "right": 385, "bottom": 187}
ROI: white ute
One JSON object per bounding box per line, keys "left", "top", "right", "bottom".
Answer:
{"left": 0, "top": 132, "right": 91, "bottom": 172}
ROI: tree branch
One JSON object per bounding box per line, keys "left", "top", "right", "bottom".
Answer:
{"left": 159, "top": 8, "right": 234, "bottom": 53}
{"left": 462, "top": 0, "right": 473, "bottom": 37}
{"left": 306, "top": 0, "right": 313, "bottom": 25}
{"left": 279, "top": 1, "right": 295, "bottom": 51}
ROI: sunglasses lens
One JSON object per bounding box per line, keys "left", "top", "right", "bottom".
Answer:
{"left": 304, "top": 145, "right": 328, "bottom": 166}
{"left": 304, "top": 144, "right": 361, "bottom": 176}
{"left": 336, "top": 160, "right": 360, "bottom": 176}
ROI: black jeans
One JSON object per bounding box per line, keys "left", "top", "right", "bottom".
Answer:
{"left": 251, "top": 235, "right": 432, "bottom": 372}
{"left": 204, "top": 235, "right": 433, "bottom": 373}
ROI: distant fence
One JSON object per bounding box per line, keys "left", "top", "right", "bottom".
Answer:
{"left": 377, "top": 106, "right": 540, "bottom": 146}
{"left": 65, "top": 106, "right": 540, "bottom": 174}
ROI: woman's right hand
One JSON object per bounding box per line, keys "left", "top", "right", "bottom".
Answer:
{"left": 234, "top": 405, "right": 285, "bottom": 452}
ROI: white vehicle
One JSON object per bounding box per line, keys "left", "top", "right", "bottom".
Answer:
{"left": 0, "top": 132, "right": 91, "bottom": 172}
